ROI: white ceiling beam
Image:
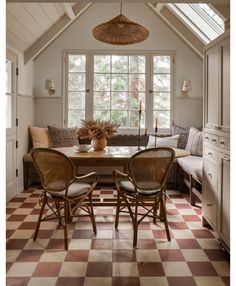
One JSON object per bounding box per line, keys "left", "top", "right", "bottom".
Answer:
{"left": 63, "top": 3, "right": 75, "bottom": 20}
{"left": 6, "top": 0, "right": 230, "bottom": 4}
{"left": 72, "top": 2, "right": 92, "bottom": 16}
{"left": 148, "top": 3, "right": 204, "bottom": 58}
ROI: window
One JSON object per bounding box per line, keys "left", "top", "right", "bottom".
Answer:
{"left": 65, "top": 52, "right": 174, "bottom": 132}
{"left": 167, "top": 3, "right": 224, "bottom": 44}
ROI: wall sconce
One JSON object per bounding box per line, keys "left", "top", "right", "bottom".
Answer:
{"left": 45, "top": 79, "right": 55, "bottom": 96}
{"left": 182, "top": 80, "right": 191, "bottom": 97}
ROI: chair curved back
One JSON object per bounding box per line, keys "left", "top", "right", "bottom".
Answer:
{"left": 31, "top": 148, "right": 75, "bottom": 192}
{"left": 128, "top": 147, "right": 175, "bottom": 191}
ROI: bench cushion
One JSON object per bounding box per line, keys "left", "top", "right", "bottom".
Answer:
{"left": 177, "top": 155, "right": 203, "bottom": 183}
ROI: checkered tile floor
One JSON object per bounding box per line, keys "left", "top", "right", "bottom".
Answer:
{"left": 6, "top": 186, "right": 230, "bottom": 286}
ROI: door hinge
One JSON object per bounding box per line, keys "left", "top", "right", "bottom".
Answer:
{"left": 16, "top": 169, "right": 18, "bottom": 177}
{"left": 16, "top": 118, "right": 19, "bottom": 127}
{"left": 16, "top": 68, "right": 19, "bottom": 76}
{"left": 16, "top": 140, "right": 18, "bottom": 149}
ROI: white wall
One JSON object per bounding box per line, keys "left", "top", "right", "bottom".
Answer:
{"left": 34, "top": 3, "right": 203, "bottom": 128}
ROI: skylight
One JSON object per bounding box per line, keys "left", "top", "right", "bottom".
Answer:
{"left": 167, "top": 3, "right": 225, "bottom": 44}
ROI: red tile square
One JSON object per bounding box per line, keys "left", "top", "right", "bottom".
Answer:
{"left": 112, "top": 277, "right": 140, "bottom": 286}
{"left": 91, "top": 239, "right": 112, "bottom": 249}
{"left": 7, "top": 214, "right": 27, "bottom": 221}
{"left": 6, "top": 208, "right": 17, "bottom": 214}
{"left": 37, "top": 230, "right": 54, "bottom": 239}
{"left": 167, "top": 277, "right": 197, "bottom": 286}
{"left": 6, "top": 230, "right": 15, "bottom": 239}
{"left": 19, "top": 203, "right": 37, "bottom": 208}
{"left": 9, "top": 197, "right": 26, "bottom": 203}
{"left": 192, "top": 229, "right": 215, "bottom": 238}
{"left": 56, "top": 277, "right": 84, "bottom": 286}
{"left": 6, "top": 277, "right": 30, "bottom": 286}
{"left": 138, "top": 262, "right": 165, "bottom": 276}
{"left": 182, "top": 215, "right": 201, "bottom": 222}
{"left": 136, "top": 239, "right": 157, "bottom": 249}
{"left": 6, "top": 262, "right": 13, "bottom": 272}
{"left": 167, "top": 209, "right": 180, "bottom": 215}
{"left": 18, "top": 222, "right": 37, "bottom": 230}
{"left": 221, "top": 276, "right": 230, "bottom": 286}
{"left": 204, "top": 249, "right": 229, "bottom": 261}
{"left": 113, "top": 230, "right": 133, "bottom": 239}
{"left": 30, "top": 209, "right": 48, "bottom": 215}
{"left": 159, "top": 249, "right": 185, "bottom": 261}
{"left": 16, "top": 250, "right": 44, "bottom": 262}
{"left": 65, "top": 250, "right": 89, "bottom": 262}
{"left": 46, "top": 239, "right": 66, "bottom": 250}
{"left": 6, "top": 239, "right": 28, "bottom": 250}
{"left": 112, "top": 250, "right": 136, "bottom": 262}
{"left": 97, "top": 222, "right": 113, "bottom": 229}
{"left": 86, "top": 262, "right": 112, "bottom": 277}
{"left": 194, "top": 209, "right": 202, "bottom": 215}
{"left": 168, "top": 222, "right": 188, "bottom": 230}
{"left": 152, "top": 230, "right": 171, "bottom": 239}
{"left": 174, "top": 204, "right": 191, "bottom": 209}
{"left": 176, "top": 239, "right": 201, "bottom": 249}
{"left": 33, "top": 262, "right": 62, "bottom": 277}
{"left": 187, "top": 262, "right": 218, "bottom": 276}
{"left": 72, "top": 230, "right": 94, "bottom": 239}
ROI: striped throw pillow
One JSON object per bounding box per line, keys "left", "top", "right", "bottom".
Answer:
{"left": 185, "top": 127, "right": 203, "bottom": 156}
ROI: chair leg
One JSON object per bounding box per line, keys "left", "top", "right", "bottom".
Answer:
{"left": 153, "top": 197, "right": 158, "bottom": 224}
{"left": 33, "top": 193, "right": 47, "bottom": 241}
{"left": 64, "top": 200, "right": 69, "bottom": 250}
{"left": 89, "top": 193, "right": 97, "bottom": 234}
{"left": 160, "top": 196, "right": 171, "bottom": 241}
{"left": 189, "top": 175, "right": 196, "bottom": 206}
{"left": 115, "top": 192, "right": 122, "bottom": 229}
{"left": 133, "top": 198, "right": 138, "bottom": 248}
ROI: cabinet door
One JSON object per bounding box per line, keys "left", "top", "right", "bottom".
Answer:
{"left": 202, "top": 159, "right": 218, "bottom": 228}
{"left": 220, "top": 39, "right": 230, "bottom": 132}
{"left": 218, "top": 153, "right": 230, "bottom": 249}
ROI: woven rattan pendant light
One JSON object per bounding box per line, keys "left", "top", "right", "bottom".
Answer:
{"left": 92, "top": 4, "right": 149, "bottom": 45}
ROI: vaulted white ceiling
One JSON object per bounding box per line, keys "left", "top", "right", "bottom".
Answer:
{"left": 6, "top": 1, "right": 230, "bottom": 63}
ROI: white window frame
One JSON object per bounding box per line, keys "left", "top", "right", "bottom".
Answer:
{"left": 64, "top": 50, "right": 175, "bottom": 134}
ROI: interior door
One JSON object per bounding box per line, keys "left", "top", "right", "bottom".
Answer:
{"left": 6, "top": 50, "right": 18, "bottom": 202}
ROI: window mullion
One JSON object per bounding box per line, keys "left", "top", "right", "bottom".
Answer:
{"left": 86, "top": 53, "right": 93, "bottom": 119}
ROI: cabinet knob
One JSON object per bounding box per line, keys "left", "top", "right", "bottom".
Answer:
{"left": 220, "top": 141, "right": 225, "bottom": 145}
{"left": 207, "top": 173, "right": 212, "bottom": 178}
{"left": 208, "top": 152, "right": 212, "bottom": 156}
{"left": 207, "top": 203, "right": 213, "bottom": 206}
{"left": 212, "top": 139, "right": 216, "bottom": 142}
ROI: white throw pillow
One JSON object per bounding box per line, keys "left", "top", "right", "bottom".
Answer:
{"left": 29, "top": 126, "right": 52, "bottom": 148}
{"left": 185, "top": 127, "right": 203, "bottom": 156}
{"left": 147, "top": 134, "right": 179, "bottom": 148}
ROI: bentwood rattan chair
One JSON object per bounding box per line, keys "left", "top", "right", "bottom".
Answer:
{"left": 31, "top": 148, "right": 98, "bottom": 250}
{"left": 113, "top": 147, "right": 175, "bottom": 247}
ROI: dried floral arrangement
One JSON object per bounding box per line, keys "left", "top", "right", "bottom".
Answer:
{"left": 77, "top": 119, "right": 120, "bottom": 140}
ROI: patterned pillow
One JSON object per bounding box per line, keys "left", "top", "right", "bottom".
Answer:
{"left": 185, "top": 127, "right": 203, "bottom": 156}
{"left": 171, "top": 124, "right": 189, "bottom": 149}
{"left": 147, "top": 134, "right": 179, "bottom": 148}
{"left": 47, "top": 126, "right": 78, "bottom": 148}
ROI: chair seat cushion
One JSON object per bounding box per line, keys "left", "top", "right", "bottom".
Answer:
{"left": 177, "top": 155, "right": 203, "bottom": 182}
{"left": 120, "top": 180, "right": 161, "bottom": 196}
{"left": 49, "top": 182, "right": 90, "bottom": 198}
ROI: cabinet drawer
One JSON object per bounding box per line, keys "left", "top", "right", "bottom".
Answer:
{"left": 204, "top": 133, "right": 211, "bottom": 143}
{"left": 203, "top": 160, "right": 218, "bottom": 227}
{"left": 219, "top": 137, "right": 230, "bottom": 150}
{"left": 210, "top": 134, "right": 219, "bottom": 146}
{"left": 204, "top": 147, "right": 218, "bottom": 161}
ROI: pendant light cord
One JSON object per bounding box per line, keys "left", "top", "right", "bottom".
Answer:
{"left": 120, "top": 3, "right": 123, "bottom": 15}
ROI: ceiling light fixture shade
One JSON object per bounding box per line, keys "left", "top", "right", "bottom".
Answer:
{"left": 92, "top": 5, "right": 149, "bottom": 45}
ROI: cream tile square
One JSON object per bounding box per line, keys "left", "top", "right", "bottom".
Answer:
{"left": 69, "top": 239, "right": 91, "bottom": 250}
{"left": 24, "top": 198, "right": 40, "bottom": 203}
{"left": 52, "top": 229, "right": 73, "bottom": 239}
{"left": 194, "top": 277, "right": 225, "bottom": 286}
{"left": 156, "top": 239, "right": 179, "bottom": 249}
{"left": 113, "top": 239, "right": 133, "bottom": 249}
{"left": 11, "top": 230, "right": 34, "bottom": 239}
{"left": 167, "top": 215, "right": 184, "bottom": 222}
{"left": 6, "top": 222, "right": 22, "bottom": 230}
{"left": 7, "top": 202, "right": 22, "bottom": 208}
{"left": 166, "top": 203, "right": 176, "bottom": 209}
{"left": 7, "top": 262, "right": 37, "bottom": 277}
{"left": 177, "top": 209, "right": 196, "bottom": 215}
{"left": 170, "top": 199, "right": 189, "bottom": 204}
{"left": 95, "top": 230, "right": 113, "bottom": 239}
{"left": 6, "top": 250, "right": 21, "bottom": 262}
{"left": 75, "top": 222, "right": 93, "bottom": 230}
{"left": 186, "top": 222, "right": 203, "bottom": 229}
{"left": 181, "top": 249, "right": 209, "bottom": 261}
{"left": 13, "top": 208, "right": 33, "bottom": 215}
{"left": 24, "top": 239, "right": 50, "bottom": 250}
{"left": 59, "top": 262, "right": 87, "bottom": 276}
{"left": 117, "top": 223, "right": 133, "bottom": 230}
{"left": 40, "top": 251, "right": 66, "bottom": 262}
{"left": 27, "top": 277, "right": 57, "bottom": 286}
{"left": 140, "top": 277, "right": 168, "bottom": 286}
{"left": 84, "top": 277, "right": 112, "bottom": 286}
{"left": 212, "top": 261, "right": 230, "bottom": 276}
{"left": 197, "top": 239, "right": 221, "bottom": 249}
{"left": 24, "top": 215, "right": 40, "bottom": 222}
{"left": 39, "top": 222, "right": 59, "bottom": 230}
{"left": 113, "top": 262, "right": 139, "bottom": 277}
{"left": 162, "top": 262, "right": 191, "bottom": 276}
{"left": 137, "top": 230, "right": 154, "bottom": 239}
{"left": 136, "top": 250, "right": 161, "bottom": 262}
{"left": 88, "top": 250, "right": 112, "bottom": 262}
{"left": 171, "top": 230, "right": 194, "bottom": 239}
